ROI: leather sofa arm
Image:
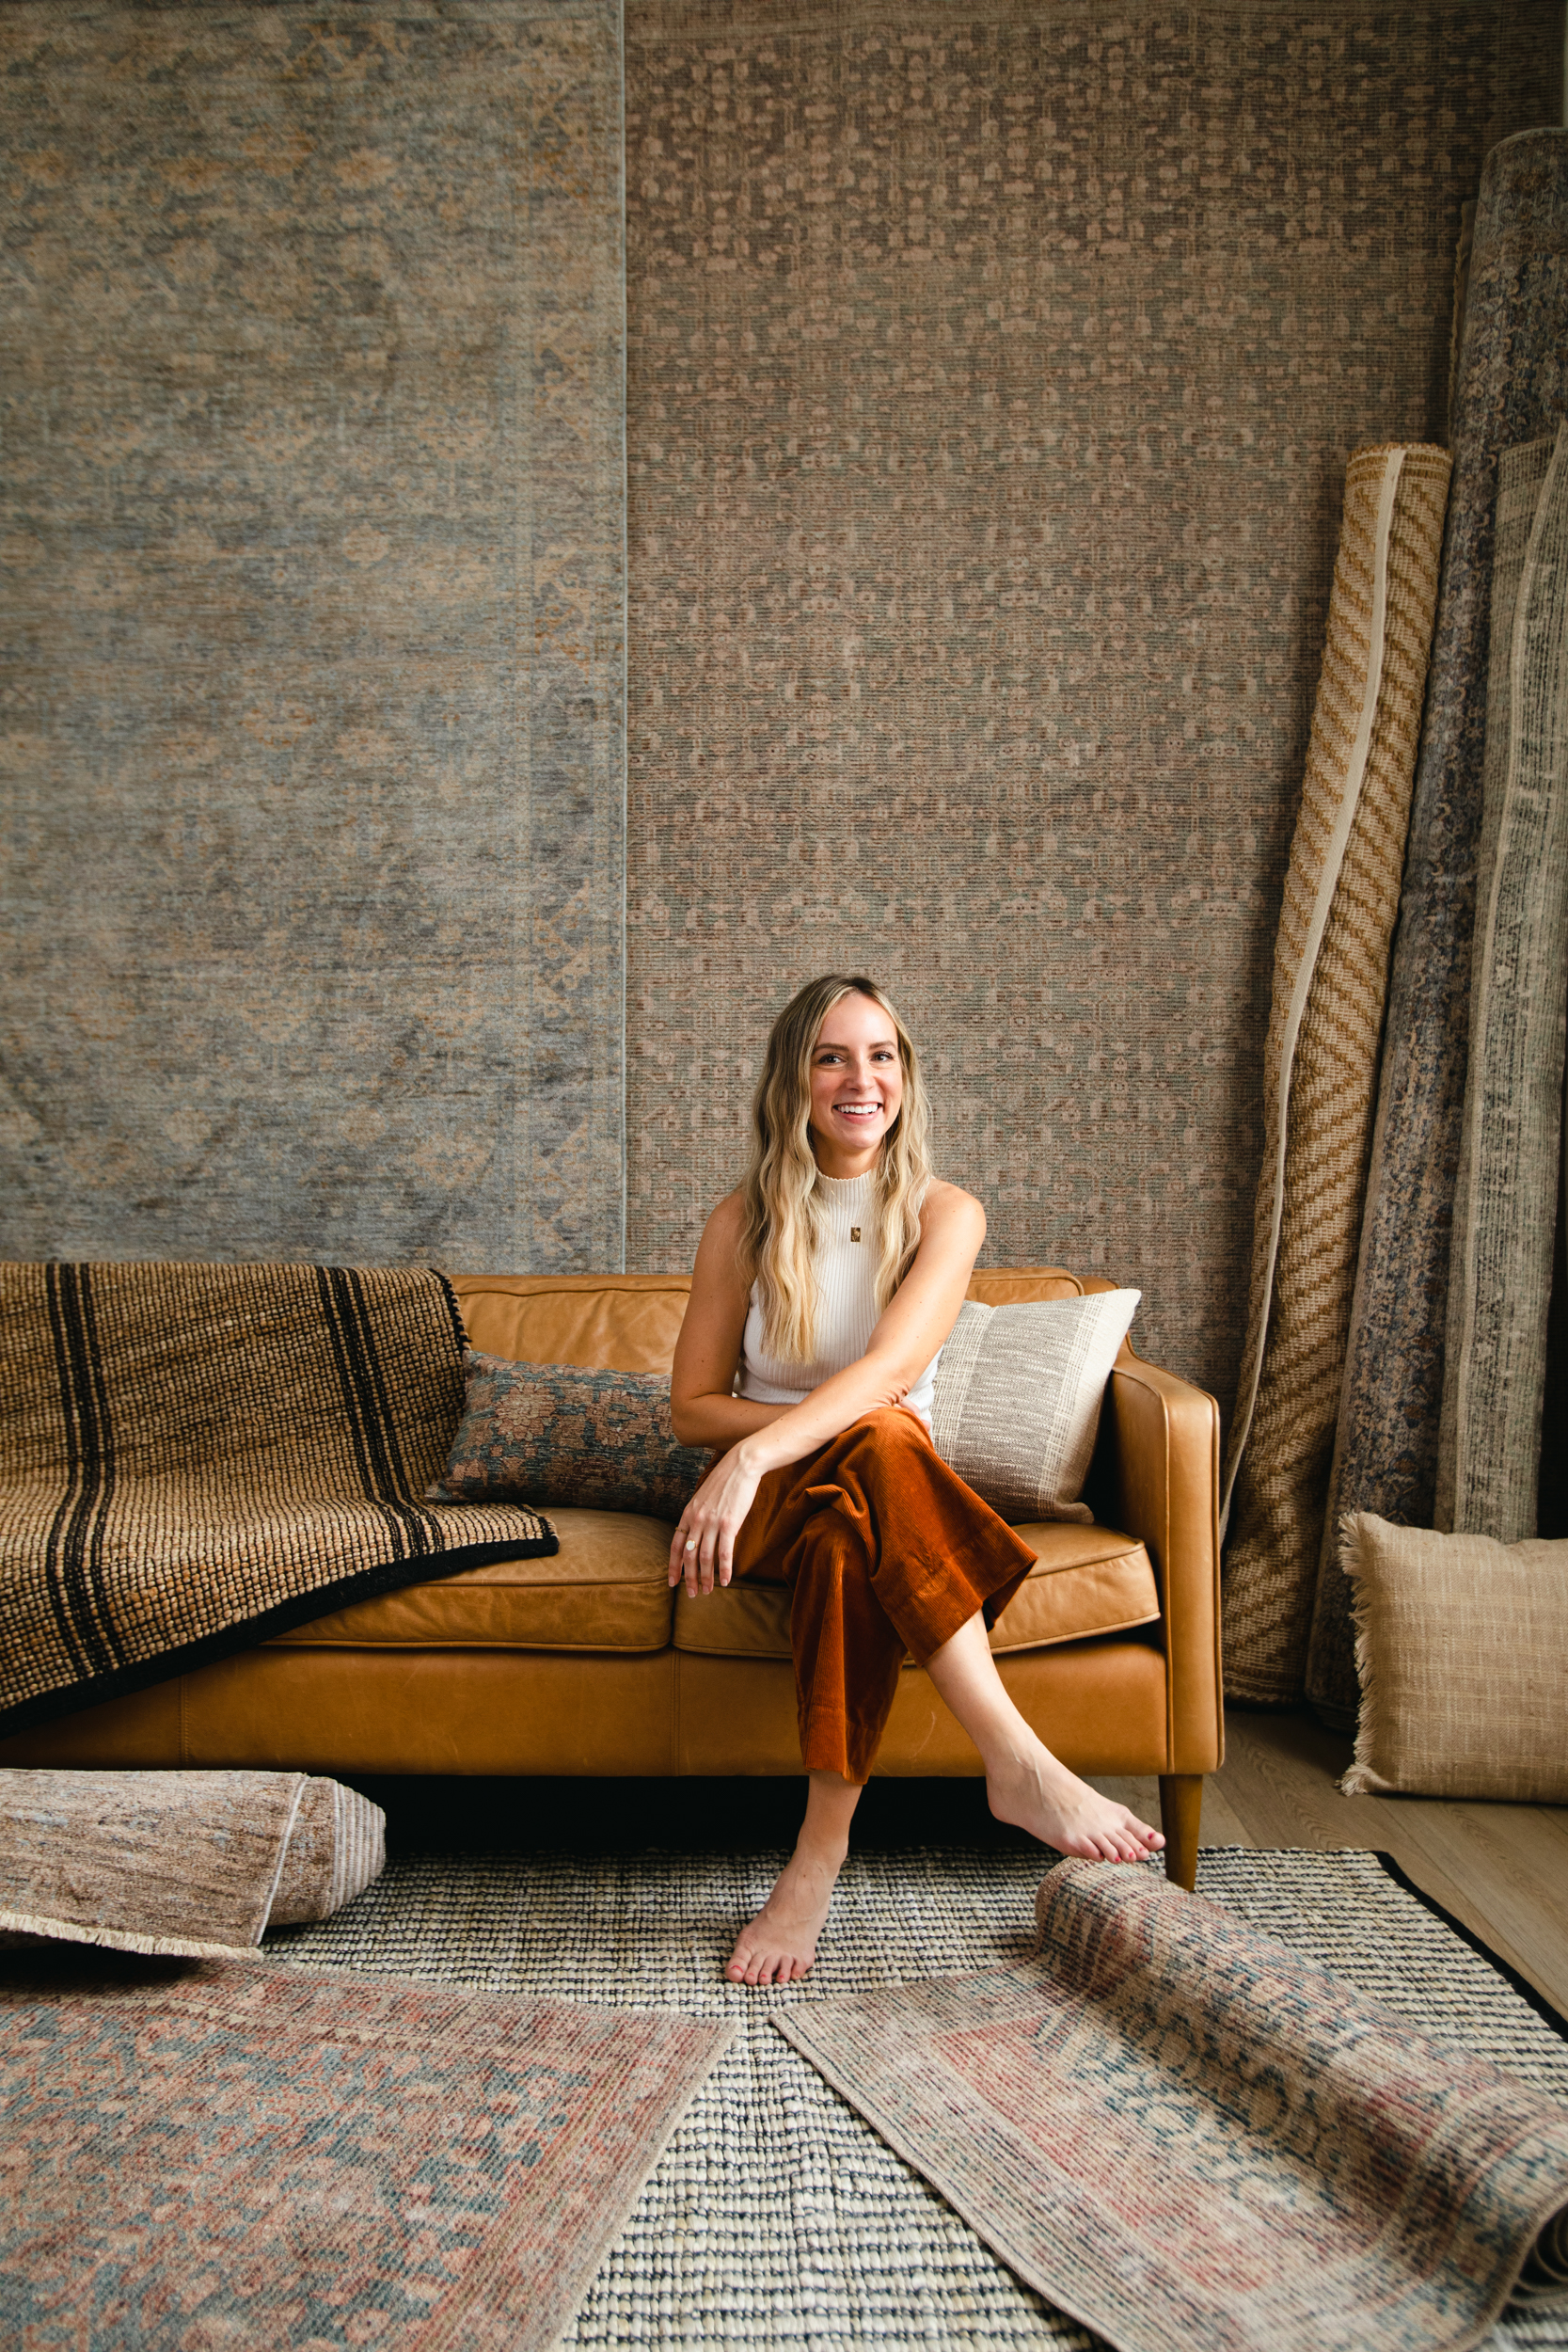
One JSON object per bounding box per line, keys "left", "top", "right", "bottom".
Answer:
{"left": 1101, "top": 1350, "right": 1223, "bottom": 1775}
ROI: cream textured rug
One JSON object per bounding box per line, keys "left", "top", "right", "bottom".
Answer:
{"left": 1439, "top": 425, "right": 1568, "bottom": 1543}
{"left": 0, "top": 1768, "right": 385, "bottom": 1958}
{"left": 780, "top": 1859, "right": 1568, "bottom": 2352}
{"left": 0, "top": 0, "right": 626, "bottom": 1270}
{"left": 1221, "top": 444, "right": 1450, "bottom": 1707}
{"left": 0, "top": 1263, "right": 554, "bottom": 1732}
{"left": 623, "top": 1, "right": 1555, "bottom": 1412}
{"left": 268, "top": 1844, "right": 1568, "bottom": 2349}
{"left": 1312, "top": 129, "right": 1568, "bottom": 1723}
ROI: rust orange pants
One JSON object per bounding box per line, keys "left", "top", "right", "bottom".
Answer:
{"left": 731, "top": 1407, "right": 1038, "bottom": 1784}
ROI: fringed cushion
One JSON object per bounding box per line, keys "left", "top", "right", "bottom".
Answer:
{"left": 1339, "top": 1514, "right": 1568, "bottom": 1801}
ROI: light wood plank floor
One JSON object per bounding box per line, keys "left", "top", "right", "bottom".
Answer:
{"left": 1091, "top": 1708, "right": 1568, "bottom": 2017}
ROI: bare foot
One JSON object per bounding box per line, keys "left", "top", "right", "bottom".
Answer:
{"left": 727, "top": 1837, "right": 847, "bottom": 1986}
{"left": 988, "top": 1742, "right": 1164, "bottom": 1864}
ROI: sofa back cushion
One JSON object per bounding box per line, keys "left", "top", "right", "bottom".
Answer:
{"left": 450, "top": 1266, "right": 1110, "bottom": 1375}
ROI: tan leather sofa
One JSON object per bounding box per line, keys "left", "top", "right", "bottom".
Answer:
{"left": 0, "top": 1267, "right": 1223, "bottom": 1886}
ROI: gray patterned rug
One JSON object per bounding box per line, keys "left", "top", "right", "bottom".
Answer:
{"left": 268, "top": 1845, "right": 1568, "bottom": 2348}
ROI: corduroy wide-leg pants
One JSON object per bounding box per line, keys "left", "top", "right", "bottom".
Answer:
{"left": 730, "top": 1406, "right": 1038, "bottom": 1783}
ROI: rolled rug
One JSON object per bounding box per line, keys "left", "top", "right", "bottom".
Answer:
{"left": 1221, "top": 441, "right": 1450, "bottom": 1707}
{"left": 777, "top": 1857, "right": 1568, "bottom": 2352}
{"left": 1308, "top": 128, "right": 1568, "bottom": 1725}
{"left": 0, "top": 1768, "right": 386, "bottom": 1958}
{"left": 1437, "top": 422, "right": 1568, "bottom": 1542}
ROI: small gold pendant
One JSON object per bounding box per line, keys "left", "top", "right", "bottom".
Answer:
{"left": 849, "top": 1226, "right": 862, "bottom": 1243}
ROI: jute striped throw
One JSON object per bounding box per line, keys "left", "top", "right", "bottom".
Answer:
{"left": 0, "top": 1262, "right": 556, "bottom": 1734}
{"left": 1222, "top": 443, "right": 1450, "bottom": 1707}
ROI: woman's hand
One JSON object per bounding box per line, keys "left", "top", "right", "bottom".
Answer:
{"left": 669, "top": 1442, "right": 764, "bottom": 1596}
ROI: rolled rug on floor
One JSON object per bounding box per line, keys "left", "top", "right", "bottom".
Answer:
{"left": 776, "top": 1857, "right": 1568, "bottom": 2352}
{"left": 1308, "top": 128, "right": 1568, "bottom": 1725}
{"left": 1437, "top": 422, "right": 1568, "bottom": 1542}
{"left": 1221, "top": 441, "right": 1450, "bottom": 1707}
{"left": 0, "top": 1768, "right": 386, "bottom": 1958}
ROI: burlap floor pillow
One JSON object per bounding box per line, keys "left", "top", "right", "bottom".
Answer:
{"left": 929, "top": 1291, "right": 1140, "bottom": 1523}
{"left": 1339, "top": 1514, "right": 1568, "bottom": 1800}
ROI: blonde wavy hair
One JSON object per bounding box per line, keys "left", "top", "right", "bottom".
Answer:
{"left": 739, "top": 975, "right": 935, "bottom": 1365}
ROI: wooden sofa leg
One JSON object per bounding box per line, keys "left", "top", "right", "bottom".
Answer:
{"left": 1158, "top": 1774, "right": 1202, "bottom": 1891}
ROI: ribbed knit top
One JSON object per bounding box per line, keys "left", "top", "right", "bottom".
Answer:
{"left": 736, "top": 1170, "right": 942, "bottom": 1430}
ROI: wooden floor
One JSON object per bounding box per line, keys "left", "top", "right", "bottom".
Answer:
{"left": 1092, "top": 1708, "right": 1568, "bottom": 2018}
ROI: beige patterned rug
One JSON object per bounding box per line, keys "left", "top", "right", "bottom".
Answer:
{"left": 1221, "top": 444, "right": 1450, "bottom": 1705}
{"left": 623, "top": 0, "right": 1554, "bottom": 1409}
{"left": 1439, "top": 424, "right": 1568, "bottom": 1543}
{"left": 0, "top": 1768, "right": 384, "bottom": 1958}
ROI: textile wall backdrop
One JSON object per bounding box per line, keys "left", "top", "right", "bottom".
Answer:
{"left": 0, "top": 0, "right": 626, "bottom": 1270}
{"left": 622, "top": 0, "right": 1558, "bottom": 1399}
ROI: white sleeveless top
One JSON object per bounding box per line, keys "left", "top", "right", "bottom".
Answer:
{"left": 736, "top": 1170, "right": 942, "bottom": 1430}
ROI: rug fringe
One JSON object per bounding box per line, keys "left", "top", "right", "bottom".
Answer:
{"left": 0, "top": 1907, "right": 260, "bottom": 1963}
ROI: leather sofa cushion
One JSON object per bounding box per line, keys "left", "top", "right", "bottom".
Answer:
{"left": 450, "top": 1274, "right": 691, "bottom": 1375}
{"left": 447, "top": 1266, "right": 1105, "bottom": 1378}
{"left": 266, "top": 1507, "right": 676, "bottom": 1653}
{"left": 672, "top": 1521, "right": 1159, "bottom": 1660}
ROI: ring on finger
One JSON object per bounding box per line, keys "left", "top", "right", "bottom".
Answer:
{"left": 685, "top": 1539, "right": 697, "bottom": 1554}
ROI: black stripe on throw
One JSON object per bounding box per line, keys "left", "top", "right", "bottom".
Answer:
{"left": 76, "top": 1263, "right": 123, "bottom": 1669}
{"left": 313, "top": 1263, "right": 405, "bottom": 1559}
{"left": 40, "top": 1263, "right": 91, "bottom": 1679}
{"left": 341, "top": 1267, "right": 442, "bottom": 1550}
{"left": 44, "top": 1264, "right": 123, "bottom": 1677}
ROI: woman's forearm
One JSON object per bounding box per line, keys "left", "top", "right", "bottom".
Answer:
{"left": 733, "top": 1357, "right": 912, "bottom": 1478}
{"left": 672, "top": 1393, "right": 789, "bottom": 1449}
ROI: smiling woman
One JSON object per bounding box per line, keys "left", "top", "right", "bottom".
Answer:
{"left": 668, "top": 975, "right": 1164, "bottom": 1988}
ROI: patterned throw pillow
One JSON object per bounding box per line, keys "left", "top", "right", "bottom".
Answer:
{"left": 428, "top": 1350, "right": 712, "bottom": 1522}
{"left": 929, "top": 1291, "right": 1142, "bottom": 1523}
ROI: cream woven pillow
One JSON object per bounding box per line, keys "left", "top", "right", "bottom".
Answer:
{"left": 1340, "top": 1514, "right": 1568, "bottom": 1801}
{"left": 929, "top": 1290, "right": 1140, "bottom": 1523}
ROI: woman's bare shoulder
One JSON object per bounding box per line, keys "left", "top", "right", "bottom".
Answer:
{"left": 701, "top": 1185, "right": 748, "bottom": 1245}
{"left": 919, "top": 1179, "right": 986, "bottom": 1239}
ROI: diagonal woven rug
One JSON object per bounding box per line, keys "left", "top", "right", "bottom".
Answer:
{"left": 1221, "top": 441, "right": 1450, "bottom": 1705}
{"left": 266, "top": 1845, "right": 1568, "bottom": 2349}
{"left": 0, "top": 1949, "right": 730, "bottom": 2351}
{"left": 0, "top": 1263, "right": 555, "bottom": 1733}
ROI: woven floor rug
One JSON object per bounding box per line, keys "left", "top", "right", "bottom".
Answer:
{"left": 1439, "top": 423, "right": 1568, "bottom": 1544}
{"left": 0, "top": 1263, "right": 554, "bottom": 1734}
{"left": 265, "top": 1845, "right": 1568, "bottom": 2350}
{"left": 1311, "top": 127, "right": 1568, "bottom": 1724}
{"left": 1221, "top": 442, "right": 1450, "bottom": 1705}
{"left": 0, "top": 1768, "right": 384, "bottom": 1958}
{"left": 0, "top": 1949, "right": 729, "bottom": 2352}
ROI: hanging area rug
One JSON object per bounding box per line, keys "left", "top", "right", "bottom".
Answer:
{"left": 0, "top": 1951, "right": 730, "bottom": 2352}
{"left": 5, "top": 1844, "right": 1555, "bottom": 2349}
